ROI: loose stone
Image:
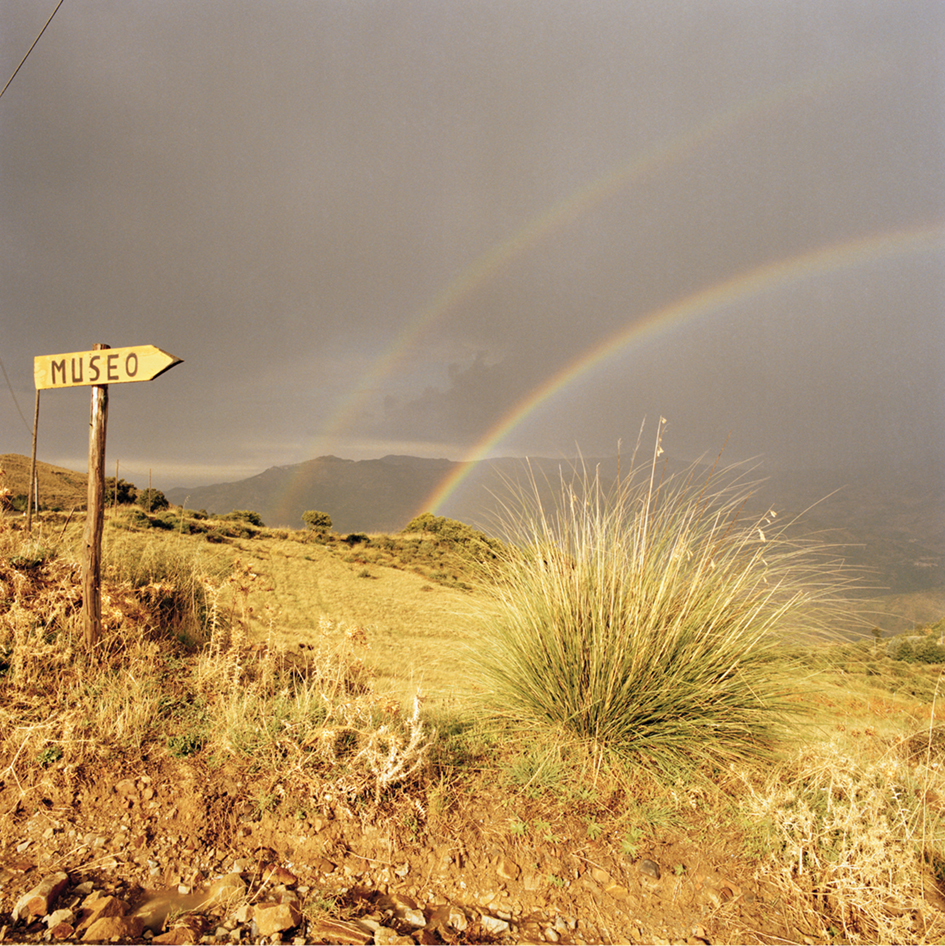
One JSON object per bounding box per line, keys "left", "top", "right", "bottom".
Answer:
{"left": 481, "top": 914, "right": 512, "bottom": 935}
{"left": 639, "top": 858, "right": 661, "bottom": 880}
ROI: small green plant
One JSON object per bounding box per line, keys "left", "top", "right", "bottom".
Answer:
{"left": 36, "top": 745, "right": 63, "bottom": 767}
{"left": 252, "top": 792, "right": 279, "bottom": 818}
{"left": 509, "top": 817, "right": 529, "bottom": 837}
{"left": 585, "top": 816, "right": 603, "bottom": 840}
{"left": 548, "top": 873, "right": 567, "bottom": 888}
{"left": 166, "top": 731, "right": 204, "bottom": 758}
{"left": 620, "top": 826, "right": 645, "bottom": 857}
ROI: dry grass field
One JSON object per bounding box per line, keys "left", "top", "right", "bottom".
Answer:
{"left": 2, "top": 459, "right": 945, "bottom": 944}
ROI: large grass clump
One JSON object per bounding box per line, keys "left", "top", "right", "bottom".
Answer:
{"left": 473, "top": 427, "right": 851, "bottom": 771}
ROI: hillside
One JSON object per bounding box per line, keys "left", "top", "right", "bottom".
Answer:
{"left": 3, "top": 494, "right": 945, "bottom": 945}
{"left": 5, "top": 450, "right": 943, "bottom": 608}
{"left": 0, "top": 453, "right": 87, "bottom": 511}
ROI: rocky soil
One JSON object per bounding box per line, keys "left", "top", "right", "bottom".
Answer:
{"left": 0, "top": 761, "right": 801, "bottom": 946}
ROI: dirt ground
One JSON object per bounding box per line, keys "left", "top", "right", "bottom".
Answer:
{"left": 0, "top": 756, "right": 819, "bottom": 946}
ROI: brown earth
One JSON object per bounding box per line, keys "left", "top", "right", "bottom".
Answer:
{"left": 0, "top": 759, "right": 803, "bottom": 946}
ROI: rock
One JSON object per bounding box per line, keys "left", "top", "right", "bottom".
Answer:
{"left": 639, "top": 859, "right": 661, "bottom": 880}
{"left": 152, "top": 925, "right": 199, "bottom": 945}
{"left": 604, "top": 883, "right": 630, "bottom": 902}
{"left": 591, "top": 867, "right": 612, "bottom": 885}
{"left": 447, "top": 905, "right": 469, "bottom": 932}
{"left": 254, "top": 901, "right": 301, "bottom": 937}
{"left": 114, "top": 778, "right": 138, "bottom": 798}
{"left": 81, "top": 914, "right": 144, "bottom": 942}
{"left": 77, "top": 894, "right": 129, "bottom": 933}
{"left": 13, "top": 870, "right": 70, "bottom": 919}
{"left": 374, "top": 928, "right": 414, "bottom": 946}
{"left": 386, "top": 891, "right": 420, "bottom": 913}
{"left": 403, "top": 907, "right": 427, "bottom": 927}
{"left": 545, "top": 927, "right": 560, "bottom": 943}
{"left": 306, "top": 918, "right": 373, "bottom": 945}
{"left": 496, "top": 855, "right": 520, "bottom": 882}
{"left": 481, "top": 914, "right": 511, "bottom": 935}
{"left": 45, "top": 908, "right": 75, "bottom": 929}
{"left": 48, "top": 922, "right": 75, "bottom": 940}
{"left": 264, "top": 863, "right": 298, "bottom": 886}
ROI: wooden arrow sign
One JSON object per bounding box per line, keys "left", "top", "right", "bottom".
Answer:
{"left": 34, "top": 345, "right": 182, "bottom": 390}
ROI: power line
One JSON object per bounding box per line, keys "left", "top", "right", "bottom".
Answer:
{"left": 1, "top": 0, "right": 67, "bottom": 432}
{"left": 0, "top": 354, "right": 32, "bottom": 435}
{"left": 1, "top": 0, "right": 67, "bottom": 100}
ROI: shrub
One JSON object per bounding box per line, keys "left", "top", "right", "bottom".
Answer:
{"left": 105, "top": 477, "right": 138, "bottom": 505}
{"left": 135, "top": 487, "right": 169, "bottom": 512}
{"left": 225, "top": 510, "right": 265, "bottom": 527}
{"left": 472, "top": 430, "right": 849, "bottom": 772}
{"left": 302, "top": 510, "right": 332, "bottom": 532}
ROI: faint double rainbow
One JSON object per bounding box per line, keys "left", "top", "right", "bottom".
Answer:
{"left": 418, "top": 221, "right": 945, "bottom": 517}
{"left": 312, "top": 61, "right": 875, "bottom": 450}
{"left": 272, "top": 60, "right": 881, "bottom": 519}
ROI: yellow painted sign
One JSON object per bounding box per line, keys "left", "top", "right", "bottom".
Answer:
{"left": 34, "top": 345, "right": 182, "bottom": 390}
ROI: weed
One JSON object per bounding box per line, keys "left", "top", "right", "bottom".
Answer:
{"left": 167, "top": 731, "right": 205, "bottom": 758}
{"left": 585, "top": 816, "right": 603, "bottom": 840}
{"left": 36, "top": 745, "right": 62, "bottom": 767}
{"left": 620, "top": 826, "right": 645, "bottom": 858}
{"left": 509, "top": 817, "right": 529, "bottom": 837}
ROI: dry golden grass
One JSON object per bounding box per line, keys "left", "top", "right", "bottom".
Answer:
{"left": 4, "top": 499, "right": 945, "bottom": 941}
{"left": 0, "top": 453, "right": 88, "bottom": 511}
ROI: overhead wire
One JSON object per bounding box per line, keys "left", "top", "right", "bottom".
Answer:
{"left": 1, "top": 0, "right": 68, "bottom": 434}
{"left": 0, "top": 0, "right": 67, "bottom": 100}
{"left": 1, "top": 355, "right": 33, "bottom": 435}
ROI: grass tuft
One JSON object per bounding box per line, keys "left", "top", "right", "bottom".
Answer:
{"left": 472, "top": 423, "right": 854, "bottom": 772}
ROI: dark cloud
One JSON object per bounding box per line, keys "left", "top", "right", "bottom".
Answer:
{"left": 1, "top": 0, "right": 941, "bottom": 490}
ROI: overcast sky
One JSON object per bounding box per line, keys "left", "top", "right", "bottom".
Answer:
{"left": 2, "top": 0, "right": 943, "bottom": 492}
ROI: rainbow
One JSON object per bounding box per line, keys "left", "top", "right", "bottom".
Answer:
{"left": 270, "top": 59, "right": 884, "bottom": 520}
{"left": 418, "top": 221, "right": 945, "bottom": 517}
{"left": 308, "top": 61, "right": 876, "bottom": 452}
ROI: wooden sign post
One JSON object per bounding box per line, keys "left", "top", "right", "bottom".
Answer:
{"left": 83, "top": 344, "right": 109, "bottom": 649}
{"left": 33, "top": 343, "right": 182, "bottom": 648}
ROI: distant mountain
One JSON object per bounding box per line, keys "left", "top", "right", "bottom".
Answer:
{"left": 164, "top": 452, "right": 945, "bottom": 601}
{"left": 166, "top": 455, "right": 460, "bottom": 534}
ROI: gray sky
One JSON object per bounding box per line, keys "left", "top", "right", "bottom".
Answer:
{"left": 2, "top": 0, "right": 943, "bottom": 493}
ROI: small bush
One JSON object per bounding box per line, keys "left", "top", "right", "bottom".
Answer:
{"left": 135, "top": 488, "right": 169, "bottom": 512}
{"left": 225, "top": 510, "right": 265, "bottom": 527}
{"left": 303, "top": 510, "right": 332, "bottom": 532}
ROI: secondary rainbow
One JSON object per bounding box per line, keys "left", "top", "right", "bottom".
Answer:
{"left": 419, "top": 221, "right": 945, "bottom": 517}
{"left": 307, "top": 61, "right": 876, "bottom": 452}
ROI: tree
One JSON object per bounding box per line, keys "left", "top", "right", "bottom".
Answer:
{"left": 105, "top": 477, "right": 138, "bottom": 505}
{"left": 302, "top": 509, "right": 332, "bottom": 532}
{"left": 135, "top": 487, "right": 169, "bottom": 512}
